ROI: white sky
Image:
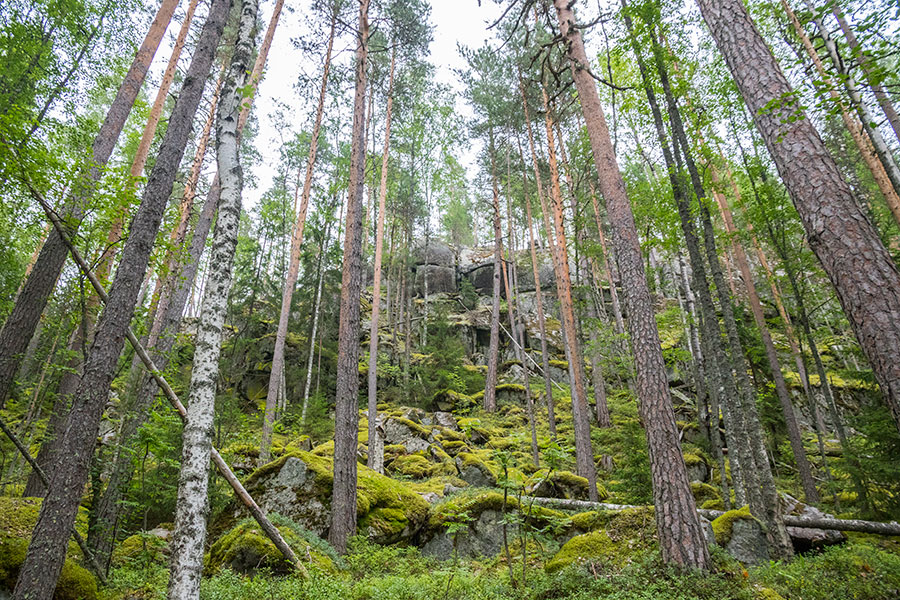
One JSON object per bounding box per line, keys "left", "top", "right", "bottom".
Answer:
{"left": 241, "top": 0, "right": 506, "bottom": 210}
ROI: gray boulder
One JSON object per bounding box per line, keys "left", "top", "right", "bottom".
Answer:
{"left": 412, "top": 240, "right": 454, "bottom": 267}
{"left": 415, "top": 265, "right": 457, "bottom": 296}
{"left": 384, "top": 417, "right": 431, "bottom": 454}
{"left": 422, "top": 510, "right": 506, "bottom": 559}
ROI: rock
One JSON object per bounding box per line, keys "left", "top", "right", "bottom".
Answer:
{"left": 215, "top": 452, "right": 429, "bottom": 545}
{"left": 415, "top": 265, "right": 457, "bottom": 296}
{"left": 383, "top": 417, "right": 431, "bottom": 454}
{"left": 503, "top": 363, "right": 527, "bottom": 383}
{"left": 515, "top": 256, "right": 555, "bottom": 292}
{"left": 526, "top": 470, "right": 610, "bottom": 502}
{"left": 683, "top": 452, "right": 711, "bottom": 483}
{"left": 781, "top": 493, "right": 846, "bottom": 552}
{"left": 455, "top": 453, "right": 496, "bottom": 487}
{"left": 433, "top": 411, "right": 459, "bottom": 431}
{"left": 419, "top": 492, "right": 441, "bottom": 504}
{"left": 699, "top": 515, "right": 716, "bottom": 548}
{"left": 411, "top": 240, "right": 454, "bottom": 267}
{"left": 545, "top": 530, "right": 629, "bottom": 573}
{"left": 467, "top": 263, "right": 497, "bottom": 295}
{"left": 207, "top": 517, "right": 339, "bottom": 576}
{"left": 711, "top": 506, "right": 770, "bottom": 565}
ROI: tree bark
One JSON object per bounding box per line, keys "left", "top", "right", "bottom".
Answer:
{"left": 260, "top": 4, "right": 334, "bottom": 463}
{"left": 484, "top": 131, "right": 503, "bottom": 415}
{"left": 329, "top": 0, "right": 369, "bottom": 555}
{"left": 366, "top": 48, "right": 395, "bottom": 471}
{"left": 167, "top": 1, "right": 255, "bottom": 595}
{"left": 555, "top": 0, "right": 710, "bottom": 569}
{"left": 696, "top": 0, "right": 900, "bottom": 435}
{"left": 518, "top": 78, "right": 557, "bottom": 437}
{"left": 0, "top": 0, "right": 181, "bottom": 410}
{"left": 540, "top": 80, "right": 598, "bottom": 501}
{"left": 12, "top": 0, "right": 228, "bottom": 596}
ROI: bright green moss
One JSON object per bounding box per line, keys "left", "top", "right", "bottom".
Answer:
{"left": 683, "top": 452, "right": 708, "bottom": 467}
{"left": 711, "top": 505, "right": 757, "bottom": 546}
{"left": 702, "top": 498, "right": 726, "bottom": 511}
{"left": 311, "top": 440, "right": 335, "bottom": 456}
{"left": 391, "top": 417, "right": 431, "bottom": 438}
{"left": 691, "top": 482, "right": 721, "bottom": 504}
{"left": 545, "top": 530, "right": 628, "bottom": 573}
{"left": 436, "top": 427, "right": 467, "bottom": 442}
{"left": 389, "top": 454, "right": 433, "bottom": 479}
{"left": 207, "top": 516, "right": 338, "bottom": 576}
{"left": 549, "top": 360, "right": 569, "bottom": 370}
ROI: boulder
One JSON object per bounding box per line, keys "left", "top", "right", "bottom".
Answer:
{"left": 383, "top": 417, "right": 432, "bottom": 454}
{"left": 711, "top": 506, "right": 770, "bottom": 565}
{"left": 683, "top": 452, "right": 711, "bottom": 483}
{"left": 526, "top": 470, "right": 610, "bottom": 502}
{"left": 467, "top": 263, "right": 497, "bottom": 295}
{"left": 455, "top": 453, "right": 496, "bottom": 487}
{"left": 415, "top": 265, "right": 457, "bottom": 296}
{"left": 515, "top": 257, "right": 555, "bottom": 292}
{"left": 207, "top": 516, "right": 339, "bottom": 576}
{"left": 433, "top": 411, "right": 459, "bottom": 431}
{"left": 215, "top": 452, "right": 429, "bottom": 545}
{"left": 411, "top": 240, "right": 454, "bottom": 267}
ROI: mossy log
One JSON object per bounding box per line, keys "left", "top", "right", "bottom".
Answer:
{"left": 524, "top": 497, "right": 900, "bottom": 536}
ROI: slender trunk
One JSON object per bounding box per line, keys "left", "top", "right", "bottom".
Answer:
{"left": 558, "top": 0, "right": 710, "bottom": 569}
{"left": 696, "top": 0, "right": 900, "bottom": 435}
{"left": 540, "top": 80, "right": 598, "bottom": 501}
{"left": 831, "top": 5, "right": 900, "bottom": 147}
{"left": 167, "top": 2, "right": 255, "bottom": 594}
{"left": 13, "top": 1, "right": 229, "bottom": 596}
{"left": 0, "top": 0, "right": 181, "bottom": 410}
{"left": 260, "top": 4, "right": 334, "bottom": 462}
{"left": 367, "top": 49, "right": 395, "bottom": 471}
{"left": 588, "top": 194, "right": 625, "bottom": 336}
{"left": 329, "top": 0, "right": 369, "bottom": 554}
{"left": 518, "top": 77, "right": 557, "bottom": 437}
{"left": 484, "top": 131, "right": 503, "bottom": 415}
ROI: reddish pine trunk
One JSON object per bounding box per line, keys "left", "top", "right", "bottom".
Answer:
{"left": 553, "top": 0, "right": 709, "bottom": 569}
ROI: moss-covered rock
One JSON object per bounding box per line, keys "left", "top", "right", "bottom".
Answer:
{"left": 683, "top": 452, "right": 711, "bottom": 482}
{"left": 712, "top": 506, "right": 769, "bottom": 565}
{"left": 216, "top": 451, "right": 429, "bottom": 545}
{"left": 455, "top": 452, "right": 497, "bottom": 487}
{"left": 711, "top": 505, "right": 755, "bottom": 546}
{"left": 431, "top": 389, "right": 476, "bottom": 412}
{"left": 389, "top": 454, "right": 433, "bottom": 479}
{"left": 207, "top": 516, "right": 339, "bottom": 576}
{"left": 526, "top": 469, "right": 610, "bottom": 502}
{"left": 545, "top": 530, "right": 633, "bottom": 573}
{"left": 691, "top": 482, "right": 721, "bottom": 505}
{"left": 0, "top": 497, "right": 97, "bottom": 599}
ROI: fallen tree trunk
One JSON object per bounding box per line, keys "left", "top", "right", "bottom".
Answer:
{"left": 525, "top": 496, "right": 900, "bottom": 536}
{"left": 27, "top": 181, "right": 308, "bottom": 577}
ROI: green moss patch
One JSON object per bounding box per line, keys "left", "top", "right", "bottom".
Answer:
{"left": 711, "top": 505, "right": 757, "bottom": 546}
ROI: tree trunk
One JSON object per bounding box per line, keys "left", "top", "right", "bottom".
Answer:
{"left": 484, "top": 132, "right": 503, "bottom": 415}
{"left": 12, "top": 1, "right": 229, "bottom": 596}
{"left": 556, "top": 0, "right": 709, "bottom": 569}
{"left": 0, "top": 0, "right": 181, "bottom": 410}
{"left": 696, "top": 0, "right": 900, "bottom": 435}
{"left": 518, "top": 79, "right": 557, "bottom": 437}
{"left": 831, "top": 5, "right": 900, "bottom": 148}
{"left": 710, "top": 174, "right": 820, "bottom": 502}
{"left": 167, "top": 1, "right": 255, "bottom": 595}
{"left": 329, "top": 0, "right": 369, "bottom": 555}
{"left": 540, "top": 81, "right": 598, "bottom": 501}
{"left": 260, "top": 4, "right": 334, "bottom": 463}
{"left": 302, "top": 222, "right": 331, "bottom": 424}
{"left": 366, "top": 48, "right": 395, "bottom": 471}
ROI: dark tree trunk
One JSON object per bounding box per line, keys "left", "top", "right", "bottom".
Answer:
{"left": 12, "top": 2, "right": 229, "bottom": 596}
{"left": 329, "top": 0, "right": 369, "bottom": 555}
{"left": 484, "top": 131, "right": 503, "bottom": 414}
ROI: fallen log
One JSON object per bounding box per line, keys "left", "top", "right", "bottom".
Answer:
{"left": 525, "top": 496, "right": 900, "bottom": 536}
{"left": 28, "top": 182, "right": 308, "bottom": 577}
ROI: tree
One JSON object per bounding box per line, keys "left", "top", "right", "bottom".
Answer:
{"left": 12, "top": 0, "right": 230, "bottom": 595}
{"left": 550, "top": 0, "right": 710, "bottom": 570}
{"left": 167, "top": 0, "right": 256, "bottom": 595}
{"left": 695, "top": 0, "right": 900, "bottom": 436}
{"left": 329, "top": 0, "right": 370, "bottom": 555}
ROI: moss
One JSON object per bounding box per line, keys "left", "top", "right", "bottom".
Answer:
{"left": 527, "top": 469, "right": 610, "bottom": 501}
{"left": 311, "top": 440, "right": 335, "bottom": 456}
{"left": 383, "top": 444, "right": 407, "bottom": 459}
{"left": 549, "top": 360, "right": 569, "bottom": 370}
{"left": 390, "top": 417, "right": 431, "bottom": 438}
{"left": 389, "top": 454, "right": 433, "bottom": 479}
{"left": 110, "top": 532, "right": 168, "bottom": 568}
{"left": 0, "top": 538, "right": 97, "bottom": 600}
{"left": 683, "top": 452, "right": 708, "bottom": 467}
{"left": 545, "top": 530, "right": 631, "bottom": 573}
{"left": 435, "top": 427, "right": 466, "bottom": 442}
{"left": 711, "top": 505, "right": 757, "bottom": 546}
{"left": 207, "top": 516, "right": 338, "bottom": 576}
{"left": 431, "top": 389, "right": 476, "bottom": 412}
{"left": 691, "top": 482, "right": 721, "bottom": 504}
{"left": 439, "top": 439, "right": 468, "bottom": 454}
{"left": 702, "top": 498, "right": 726, "bottom": 511}
{"left": 429, "top": 491, "right": 568, "bottom": 533}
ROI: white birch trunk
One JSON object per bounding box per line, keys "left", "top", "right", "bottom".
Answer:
{"left": 167, "top": 1, "right": 257, "bottom": 597}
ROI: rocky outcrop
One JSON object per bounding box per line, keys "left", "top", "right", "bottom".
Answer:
{"left": 415, "top": 264, "right": 457, "bottom": 295}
